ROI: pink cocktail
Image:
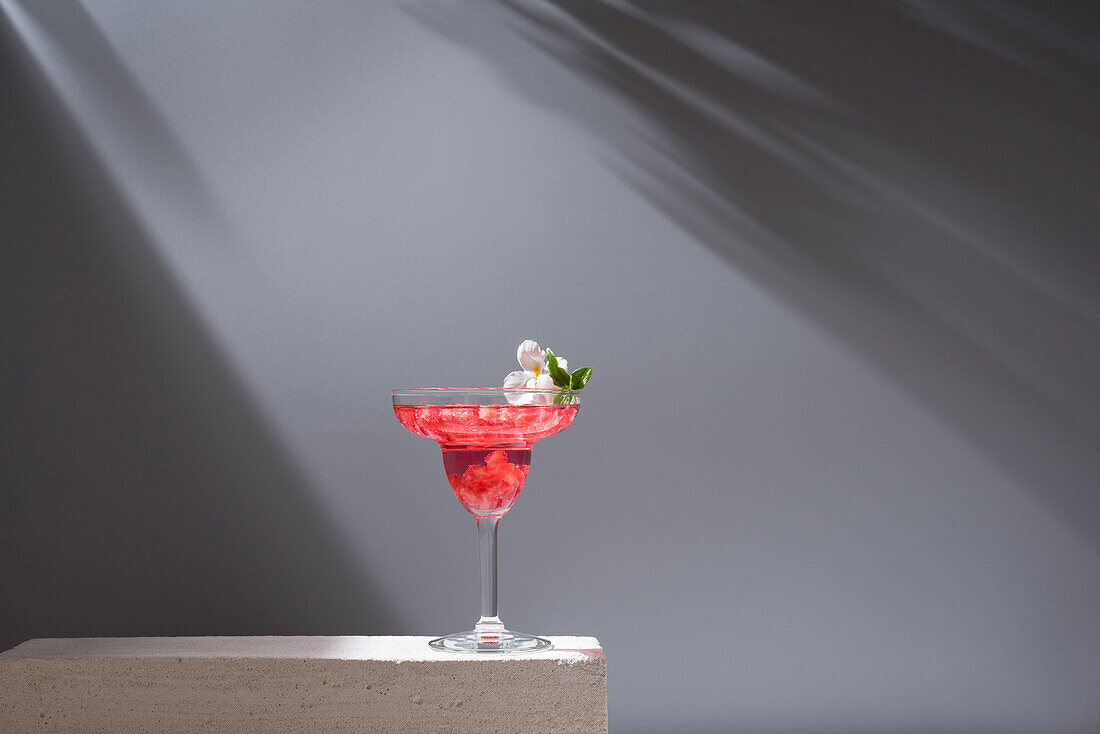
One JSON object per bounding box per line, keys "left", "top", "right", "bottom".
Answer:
{"left": 392, "top": 389, "right": 580, "bottom": 653}
{"left": 393, "top": 403, "right": 577, "bottom": 516}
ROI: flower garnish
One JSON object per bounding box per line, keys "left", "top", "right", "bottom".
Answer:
{"left": 503, "top": 340, "right": 592, "bottom": 403}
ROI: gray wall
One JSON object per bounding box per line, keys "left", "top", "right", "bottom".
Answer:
{"left": 2, "top": 2, "right": 1098, "bottom": 732}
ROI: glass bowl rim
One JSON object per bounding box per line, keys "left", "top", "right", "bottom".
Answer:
{"left": 392, "top": 387, "right": 580, "bottom": 404}
{"left": 392, "top": 387, "right": 566, "bottom": 393}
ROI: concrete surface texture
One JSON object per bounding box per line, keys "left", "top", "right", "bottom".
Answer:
{"left": 0, "top": 636, "right": 607, "bottom": 733}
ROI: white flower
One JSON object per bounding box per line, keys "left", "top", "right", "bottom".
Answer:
{"left": 504, "top": 339, "right": 568, "bottom": 389}
{"left": 503, "top": 369, "right": 553, "bottom": 389}
{"left": 516, "top": 339, "right": 545, "bottom": 375}
{"left": 503, "top": 339, "right": 568, "bottom": 403}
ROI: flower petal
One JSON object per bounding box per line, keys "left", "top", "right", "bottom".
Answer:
{"left": 503, "top": 370, "right": 531, "bottom": 389}
{"left": 517, "top": 340, "right": 546, "bottom": 372}
{"left": 533, "top": 372, "right": 555, "bottom": 389}
{"left": 505, "top": 390, "right": 534, "bottom": 405}
{"left": 555, "top": 356, "right": 568, "bottom": 374}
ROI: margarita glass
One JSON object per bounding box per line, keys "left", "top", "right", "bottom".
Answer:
{"left": 392, "top": 388, "right": 579, "bottom": 652}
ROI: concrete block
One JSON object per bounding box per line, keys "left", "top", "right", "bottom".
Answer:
{"left": 0, "top": 636, "right": 606, "bottom": 733}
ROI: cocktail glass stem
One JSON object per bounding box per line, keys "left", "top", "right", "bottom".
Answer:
{"left": 475, "top": 515, "right": 504, "bottom": 634}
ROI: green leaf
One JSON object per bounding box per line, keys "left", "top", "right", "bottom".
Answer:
{"left": 545, "top": 349, "right": 572, "bottom": 389}
{"left": 569, "top": 366, "right": 592, "bottom": 390}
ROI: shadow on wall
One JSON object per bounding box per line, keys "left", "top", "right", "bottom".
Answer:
{"left": 0, "top": 11, "right": 398, "bottom": 651}
{"left": 3, "top": 0, "right": 234, "bottom": 249}
{"left": 409, "top": 0, "right": 1100, "bottom": 543}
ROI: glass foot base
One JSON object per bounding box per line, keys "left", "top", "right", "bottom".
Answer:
{"left": 429, "top": 629, "right": 552, "bottom": 653}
